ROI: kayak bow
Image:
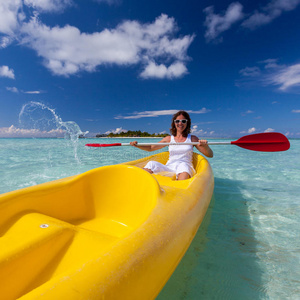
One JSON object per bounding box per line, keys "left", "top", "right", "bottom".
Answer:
{"left": 0, "top": 152, "right": 213, "bottom": 300}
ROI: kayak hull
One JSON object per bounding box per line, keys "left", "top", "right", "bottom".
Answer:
{"left": 0, "top": 152, "right": 214, "bottom": 299}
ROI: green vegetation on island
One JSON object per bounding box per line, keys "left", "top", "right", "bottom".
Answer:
{"left": 96, "top": 130, "right": 168, "bottom": 138}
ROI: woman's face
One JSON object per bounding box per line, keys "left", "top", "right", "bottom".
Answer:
{"left": 174, "top": 114, "right": 188, "bottom": 133}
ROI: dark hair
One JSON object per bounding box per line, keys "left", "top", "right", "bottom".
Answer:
{"left": 170, "top": 110, "right": 191, "bottom": 137}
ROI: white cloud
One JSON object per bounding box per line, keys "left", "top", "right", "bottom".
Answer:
{"left": 261, "top": 58, "right": 280, "bottom": 69}
{"left": 241, "top": 110, "right": 254, "bottom": 116}
{"left": 23, "top": 90, "right": 43, "bottom": 94}
{"left": 239, "top": 67, "right": 261, "bottom": 77}
{"left": 191, "top": 125, "right": 198, "bottom": 133}
{"left": 115, "top": 108, "right": 211, "bottom": 119}
{"left": 23, "top": 0, "right": 73, "bottom": 13}
{"left": 6, "top": 86, "right": 19, "bottom": 93}
{"left": 17, "top": 13, "right": 194, "bottom": 78}
{"left": 238, "top": 60, "right": 300, "bottom": 92}
{"left": 105, "top": 127, "right": 128, "bottom": 134}
{"left": 241, "top": 127, "right": 256, "bottom": 134}
{"left": 242, "top": 0, "right": 300, "bottom": 30}
{"left": 269, "top": 63, "right": 300, "bottom": 90}
{"left": 0, "top": 0, "right": 24, "bottom": 36}
{"left": 248, "top": 127, "right": 256, "bottom": 133}
{"left": 6, "top": 87, "right": 44, "bottom": 94}
{"left": 0, "top": 2, "right": 194, "bottom": 79}
{"left": 0, "top": 65, "right": 15, "bottom": 79}
{"left": 0, "top": 0, "right": 73, "bottom": 44}
{"left": 292, "top": 109, "right": 300, "bottom": 113}
{"left": 0, "top": 125, "right": 65, "bottom": 138}
{"left": 140, "top": 61, "right": 188, "bottom": 79}
{"left": 190, "top": 125, "right": 215, "bottom": 136}
{"left": 203, "top": 2, "right": 244, "bottom": 42}
{"left": 1, "top": 36, "right": 14, "bottom": 48}
{"left": 203, "top": 1, "right": 300, "bottom": 42}
{"left": 264, "top": 128, "right": 275, "bottom": 132}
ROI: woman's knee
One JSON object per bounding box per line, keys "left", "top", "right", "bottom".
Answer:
{"left": 177, "top": 172, "right": 190, "bottom": 180}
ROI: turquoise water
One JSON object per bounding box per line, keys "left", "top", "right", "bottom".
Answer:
{"left": 1, "top": 138, "right": 299, "bottom": 299}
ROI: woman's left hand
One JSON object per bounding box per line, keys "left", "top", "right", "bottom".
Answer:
{"left": 198, "top": 139, "right": 208, "bottom": 147}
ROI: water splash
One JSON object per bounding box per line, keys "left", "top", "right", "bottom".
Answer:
{"left": 19, "top": 101, "right": 88, "bottom": 162}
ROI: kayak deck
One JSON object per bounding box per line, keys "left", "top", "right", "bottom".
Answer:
{"left": 0, "top": 152, "right": 214, "bottom": 300}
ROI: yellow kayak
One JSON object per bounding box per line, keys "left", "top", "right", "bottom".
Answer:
{"left": 0, "top": 152, "right": 213, "bottom": 300}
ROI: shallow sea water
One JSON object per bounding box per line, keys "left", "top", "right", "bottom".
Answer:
{"left": 0, "top": 138, "right": 299, "bottom": 299}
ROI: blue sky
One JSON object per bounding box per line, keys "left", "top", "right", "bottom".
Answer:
{"left": 0, "top": 0, "right": 300, "bottom": 138}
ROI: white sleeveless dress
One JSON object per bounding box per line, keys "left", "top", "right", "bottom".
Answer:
{"left": 144, "top": 134, "right": 196, "bottom": 177}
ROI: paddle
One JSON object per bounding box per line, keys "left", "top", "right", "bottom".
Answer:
{"left": 85, "top": 132, "right": 290, "bottom": 152}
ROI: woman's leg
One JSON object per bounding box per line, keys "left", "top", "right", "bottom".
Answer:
{"left": 175, "top": 162, "right": 195, "bottom": 180}
{"left": 143, "top": 161, "right": 171, "bottom": 174}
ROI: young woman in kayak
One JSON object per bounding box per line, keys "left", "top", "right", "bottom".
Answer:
{"left": 130, "top": 110, "right": 213, "bottom": 180}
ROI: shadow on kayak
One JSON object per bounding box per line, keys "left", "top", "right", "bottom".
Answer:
{"left": 157, "top": 177, "right": 264, "bottom": 300}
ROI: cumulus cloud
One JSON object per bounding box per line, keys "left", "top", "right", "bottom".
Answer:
{"left": 264, "top": 128, "right": 275, "bottom": 132}
{"left": 241, "top": 127, "right": 256, "bottom": 134}
{"left": 0, "top": 0, "right": 72, "bottom": 40}
{"left": 0, "top": 0, "right": 24, "bottom": 36}
{"left": 115, "top": 108, "right": 211, "bottom": 119}
{"left": 0, "top": 65, "right": 15, "bottom": 79}
{"left": 190, "top": 125, "right": 215, "bottom": 136}
{"left": 203, "top": 2, "right": 244, "bottom": 42}
{"left": 105, "top": 127, "right": 128, "bottom": 135}
{"left": 0, "top": 1, "right": 194, "bottom": 79}
{"left": 140, "top": 61, "right": 188, "bottom": 79}
{"left": 0, "top": 125, "right": 65, "bottom": 138}
{"left": 18, "top": 14, "right": 194, "bottom": 77}
{"left": 191, "top": 125, "right": 198, "bottom": 133}
{"left": 242, "top": 0, "right": 300, "bottom": 30}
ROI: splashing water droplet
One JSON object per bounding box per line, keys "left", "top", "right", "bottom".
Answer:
{"left": 19, "top": 101, "right": 88, "bottom": 163}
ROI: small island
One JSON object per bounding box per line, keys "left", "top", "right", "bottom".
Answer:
{"left": 96, "top": 130, "right": 169, "bottom": 138}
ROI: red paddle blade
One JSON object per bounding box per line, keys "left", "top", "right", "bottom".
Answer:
{"left": 85, "top": 143, "right": 122, "bottom": 147}
{"left": 231, "top": 132, "right": 290, "bottom": 152}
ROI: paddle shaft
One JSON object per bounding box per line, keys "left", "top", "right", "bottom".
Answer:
{"left": 113, "top": 142, "right": 231, "bottom": 146}
{"left": 85, "top": 132, "right": 290, "bottom": 152}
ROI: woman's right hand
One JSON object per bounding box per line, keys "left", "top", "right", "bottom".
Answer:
{"left": 130, "top": 141, "right": 138, "bottom": 147}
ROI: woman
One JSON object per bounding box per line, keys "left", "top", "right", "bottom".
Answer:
{"left": 130, "top": 110, "right": 213, "bottom": 180}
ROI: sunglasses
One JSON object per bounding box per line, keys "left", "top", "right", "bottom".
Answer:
{"left": 174, "top": 119, "right": 188, "bottom": 124}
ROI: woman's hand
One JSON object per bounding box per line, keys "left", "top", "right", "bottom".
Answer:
{"left": 192, "top": 135, "right": 214, "bottom": 158}
{"left": 130, "top": 141, "right": 138, "bottom": 147}
{"left": 198, "top": 139, "right": 209, "bottom": 147}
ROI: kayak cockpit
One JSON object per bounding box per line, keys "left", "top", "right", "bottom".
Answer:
{"left": 0, "top": 165, "right": 160, "bottom": 299}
